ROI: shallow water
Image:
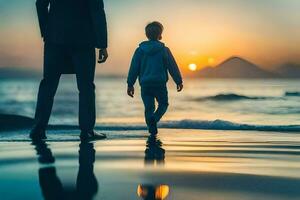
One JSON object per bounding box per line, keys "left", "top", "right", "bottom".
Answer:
{"left": 1, "top": 129, "right": 300, "bottom": 200}
{"left": 0, "top": 78, "right": 299, "bottom": 128}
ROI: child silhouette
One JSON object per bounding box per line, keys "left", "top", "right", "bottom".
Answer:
{"left": 127, "top": 21, "right": 183, "bottom": 135}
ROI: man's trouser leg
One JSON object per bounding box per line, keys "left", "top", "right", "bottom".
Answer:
{"left": 71, "top": 46, "right": 96, "bottom": 132}
{"left": 34, "top": 43, "right": 62, "bottom": 130}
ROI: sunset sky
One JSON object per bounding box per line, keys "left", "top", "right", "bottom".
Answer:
{"left": 0, "top": 0, "right": 299, "bottom": 75}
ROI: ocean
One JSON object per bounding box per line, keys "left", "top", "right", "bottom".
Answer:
{"left": 0, "top": 77, "right": 300, "bottom": 131}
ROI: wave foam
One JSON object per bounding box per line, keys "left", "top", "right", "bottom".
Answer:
{"left": 159, "top": 119, "right": 300, "bottom": 132}
{"left": 90, "top": 120, "right": 300, "bottom": 132}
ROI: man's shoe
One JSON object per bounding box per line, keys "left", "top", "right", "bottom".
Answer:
{"left": 80, "top": 131, "right": 107, "bottom": 141}
{"left": 148, "top": 117, "right": 158, "bottom": 135}
{"left": 30, "top": 128, "right": 47, "bottom": 141}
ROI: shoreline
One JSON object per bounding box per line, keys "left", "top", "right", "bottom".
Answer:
{"left": 1, "top": 114, "right": 300, "bottom": 133}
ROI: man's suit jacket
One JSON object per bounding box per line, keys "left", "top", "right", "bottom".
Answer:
{"left": 36, "top": 0, "right": 107, "bottom": 49}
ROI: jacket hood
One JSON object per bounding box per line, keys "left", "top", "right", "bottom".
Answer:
{"left": 139, "top": 40, "right": 165, "bottom": 55}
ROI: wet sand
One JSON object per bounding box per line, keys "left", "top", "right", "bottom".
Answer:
{"left": 1, "top": 129, "right": 300, "bottom": 200}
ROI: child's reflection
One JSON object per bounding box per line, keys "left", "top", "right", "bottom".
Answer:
{"left": 138, "top": 135, "right": 169, "bottom": 200}
{"left": 32, "top": 141, "right": 98, "bottom": 200}
{"left": 144, "top": 135, "right": 165, "bottom": 166}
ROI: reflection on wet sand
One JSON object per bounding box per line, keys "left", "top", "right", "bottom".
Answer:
{"left": 137, "top": 184, "right": 170, "bottom": 200}
{"left": 144, "top": 135, "right": 165, "bottom": 166}
{"left": 0, "top": 129, "right": 299, "bottom": 200}
{"left": 32, "top": 141, "right": 98, "bottom": 200}
{"left": 138, "top": 135, "right": 170, "bottom": 200}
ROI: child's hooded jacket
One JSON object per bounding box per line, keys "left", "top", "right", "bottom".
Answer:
{"left": 127, "top": 40, "right": 183, "bottom": 87}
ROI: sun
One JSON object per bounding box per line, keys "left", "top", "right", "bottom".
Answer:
{"left": 188, "top": 63, "right": 197, "bottom": 71}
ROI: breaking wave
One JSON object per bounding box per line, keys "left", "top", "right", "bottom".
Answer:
{"left": 53, "top": 120, "right": 300, "bottom": 133}
{"left": 194, "top": 91, "right": 300, "bottom": 102}
{"left": 285, "top": 92, "right": 300, "bottom": 97}
{"left": 159, "top": 119, "right": 300, "bottom": 132}
{"left": 1, "top": 114, "right": 300, "bottom": 133}
{"left": 193, "top": 94, "right": 272, "bottom": 101}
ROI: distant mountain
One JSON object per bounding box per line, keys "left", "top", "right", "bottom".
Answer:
{"left": 275, "top": 63, "right": 300, "bottom": 78}
{"left": 197, "top": 56, "right": 277, "bottom": 78}
{"left": 0, "top": 67, "right": 41, "bottom": 79}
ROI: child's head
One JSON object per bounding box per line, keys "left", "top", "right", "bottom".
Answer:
{"left": 145, "top": 21, "right": 164, "bottom": 41}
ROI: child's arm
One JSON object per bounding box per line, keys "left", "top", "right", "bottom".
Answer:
{"left": 165, "top": 48, "right": 183, "bottom": 92}
{"left": 127, "top": 48, "right": 142, "bottom": 97}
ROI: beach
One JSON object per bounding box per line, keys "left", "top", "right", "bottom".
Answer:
{"left": 1, "top": 128, "right": 300, "bottom": 200}
{"left": 0, "top": 78, "right": 300, "bottom": 199}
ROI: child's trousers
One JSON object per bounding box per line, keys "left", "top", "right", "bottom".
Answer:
{"left": 141, "top": 85, "right": 169, "bottom": 127}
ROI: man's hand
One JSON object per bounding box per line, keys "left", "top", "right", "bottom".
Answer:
{"left": 177, "top": 84, "right": 183, "bottom": 92}
{"left": 98, "top": 48, "right": 108, "bottom": 63}
{"left": 127, "top": 86, "right": 135, "bottom": 98}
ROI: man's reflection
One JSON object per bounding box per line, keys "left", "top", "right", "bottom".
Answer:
{"left": 77, "top": 142, "right": 98, "bottom": 199}
{"left": 33, "top": 140, "right": 64, "bottom": 200}
{"left": 138, "top": 135, "right": 169, "bottom": 200}
{"left": 32, "top": 141, "right": 98, "bottom": 200}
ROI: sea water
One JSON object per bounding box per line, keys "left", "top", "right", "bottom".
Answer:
{"left": 0, "top": 77, "right": 299, "bottom": 130}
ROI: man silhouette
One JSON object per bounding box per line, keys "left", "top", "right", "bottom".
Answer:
{"left": 31, "top": 0, "right": 108, "bottom": 141}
